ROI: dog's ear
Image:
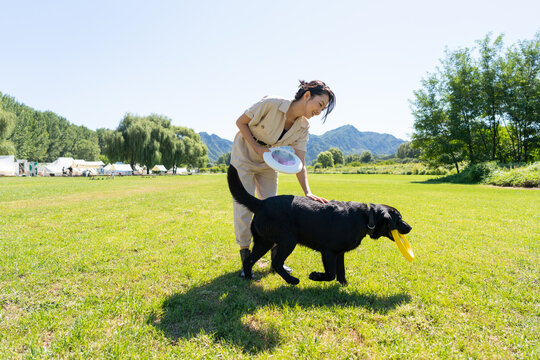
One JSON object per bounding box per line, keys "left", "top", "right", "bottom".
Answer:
{"left": 383, "top": 210, "right": 397, "bottom": 230}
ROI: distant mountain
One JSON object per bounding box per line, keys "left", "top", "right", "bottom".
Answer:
{"left": 199, "top": 132, "right": 233, "bottom": 162}
{"left": 306, "top": 125, "right": 405, "bottom": 163}
{"left": 199, "top": 125, "right": 406, "bottom": 164}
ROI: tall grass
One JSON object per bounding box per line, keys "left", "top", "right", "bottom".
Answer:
{"left": 0, "top": 174, "right": 538, "bottom": 358}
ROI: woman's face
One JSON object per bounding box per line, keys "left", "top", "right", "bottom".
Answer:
{"left": 302, "top": 92, "right": 330, "bottom": 119}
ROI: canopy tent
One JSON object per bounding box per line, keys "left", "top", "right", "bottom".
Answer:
{"left": 0, "top": 155, "right": 17, "bottom": 176}
{"left": 107, "top": 163, "right": 133, "bottom": 175}
{"left": 71, "top": 160, "right": 105, "bottom": 176}
{"left": 151, "top": 165, "right": 167, "bottom": 173}
{"left": 43, "top": 157, "right": 74, "bottom": 176}
{"left": 72, "top": 160, "right": 104, "bottom": 169}
{"left": 167, "top": 166, "right": 188, "bottom": 175}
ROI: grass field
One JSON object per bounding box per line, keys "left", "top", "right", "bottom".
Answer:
{"left": 0, "top": 174, "right": 538, "bottom": 359}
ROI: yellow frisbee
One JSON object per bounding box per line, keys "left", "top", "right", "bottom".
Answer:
{"left": 391, "top": 230, "right": 414, "bottom": 262}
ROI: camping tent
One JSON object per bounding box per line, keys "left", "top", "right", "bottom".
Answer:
{"left": 108, "top": 163, "right": 133, "bottom": 176}
{"left": 0, "top": 155, "right": 17, "bottom": 176}
{"left": 44, "top": 157, "right": 74, "bottom": 176}
{"left": 151, "top": 165, "right": 167, "bottom": 173}
{"left": 71, "top": 160, "right": 105, "bottom": 176}
{"left": 167, "top": 166, "right": 188, "bottom": 175}
{"left": 132, "top": 164, "right": 145, "bottom": 175}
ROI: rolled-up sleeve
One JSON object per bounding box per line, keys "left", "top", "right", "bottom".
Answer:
{"left": 244, "top": 97, "right": 271, "bottom": 126}
{"left": 291, "top": 129, "right": 309, "bottom": 152}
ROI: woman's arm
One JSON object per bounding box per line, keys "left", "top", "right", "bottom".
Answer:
{"left": 293, "top": 148, "right": 329, "bottom": 204}
{"left": 236, "top": 114, "right": 269, "bottom": 157}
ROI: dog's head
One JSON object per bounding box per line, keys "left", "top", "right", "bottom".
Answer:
{"left": 368, "top": 203, "right": 412, "bottom": 240}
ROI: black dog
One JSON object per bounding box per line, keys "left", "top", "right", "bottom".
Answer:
{"left": 227, "top": 165, "right": 412, "bottom": 285}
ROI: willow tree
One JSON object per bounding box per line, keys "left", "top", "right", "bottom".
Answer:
{"left": 105, "top": 114, "right": 207, "bottom": 171}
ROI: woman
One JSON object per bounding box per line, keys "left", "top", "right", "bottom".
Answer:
{"left": 231, "top": 80, "right": 336, "bottom": 277}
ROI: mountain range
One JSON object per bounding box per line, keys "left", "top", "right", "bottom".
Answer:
{"left": 200, "top": 125, "right": 406, "bottom": 164}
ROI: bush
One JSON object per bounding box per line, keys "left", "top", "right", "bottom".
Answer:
{"left": 486, "top": 163, "right": 540, "bottom": 188}
{"left": 429, "top": 162, "right": 539, "bottom": 187}
{"left": 464, "top": 162, "right": 499, "bottom": 183}
{"left": 200, "top": 164, "right": 228, "bottom": 173}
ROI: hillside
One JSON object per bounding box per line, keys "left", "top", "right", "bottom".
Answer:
{"left": 199, "top": 132, "right": 233, "bottom": 162}
{"left": 200, "top": 125, "right": 406, "bottom": 164}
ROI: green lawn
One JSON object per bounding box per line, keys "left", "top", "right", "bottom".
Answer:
{"left": 0, "top": 174, "right": 538, "bottom": 359}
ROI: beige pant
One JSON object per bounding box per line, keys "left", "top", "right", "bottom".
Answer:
{"left": 233, "top": 165, "right": 278, "bottom": 247}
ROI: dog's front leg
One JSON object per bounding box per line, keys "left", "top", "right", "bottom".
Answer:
{"left": 309, "top": 252, "right": 337, "bottom": 282}
{"left": 336, "top": 253, "right": 347, "bottom": 285}
{"left": 243, "top": 241, "right": 273, "bottom": 280}
{"left": 271, "top": 241, "right": 299, "bottom": 285}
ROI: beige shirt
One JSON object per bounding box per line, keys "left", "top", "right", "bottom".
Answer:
{"left": 231, "top": 96, "right": 310, "bottom": 170}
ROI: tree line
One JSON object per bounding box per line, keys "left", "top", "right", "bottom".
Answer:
{"left": 1, "top": 93, "right": 100, "bottom": 162}
{"left": 0, "top": 92, "right": 208, "bottom": 169}
{"left": 411, "top": 32, "right": 539, "bottom": 172}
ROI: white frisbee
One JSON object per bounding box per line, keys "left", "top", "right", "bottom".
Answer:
{"left": 263, "top": 147, "right": 303, "bottom": 174}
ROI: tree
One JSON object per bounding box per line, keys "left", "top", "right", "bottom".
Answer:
{"left": 95, "top": 128, "right": 110, "bottom": 155}
{"left": 73, "top": 138, "right": 100, "bottom": 160}
{"left": 411, "top": 73, "right": 465, "bottom": 173}
{"left": 173, "top": 126, "right": 208, "bottom": 168}
{"left": 0, "top": 104, "right": 16, "bottom": 155}
{"left": 443, "top": 47, "right": 482, "bottom": 164}
{"left": 1, "top": 92, "right": 101, "bottom": 161}
{"left": 104, "top": 114, "right": 208, "bottom": 172}
{"left": 10, "top": 110, "right": 49, "bottom": 161}
{"left": 360, "top": 150, "right": 373, "bottom": 163}
{"left": 217, "top": 152, "right": 231, "bottom": 165}
{"left": 344, "top": 153, "right": 362, "bottom": 164}
{"left": 327, "top": 147, "right": 344, "bottom": 165}
{"left": 410, "top": 32, "right": 539, "bottom": 167}
{"left": 317, "top": 151, "right": 334, "bottom": 168}
{"left": 396, "top": 142, "right": 420, "bottom": 159}
{"left": 500, "top": 33, "right": 540, "bottom": 162}
{"left": 477, "top": 34, "right": 505, "bottom": 160}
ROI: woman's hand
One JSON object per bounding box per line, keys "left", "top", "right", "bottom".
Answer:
{"left": 254, "top": 145, "right": 270, "bottom": 158}
{"left": 305, "top": 192, "right": 329, "bottom": 204}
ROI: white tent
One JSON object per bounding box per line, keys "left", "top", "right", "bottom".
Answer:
{"left": 109, "top": 163, "right": 133, "bottom": 175}
{"left": 152, "top": 165, "right": 167, "bottom": 173}
{"left": 44, "top": 157, "right": 74, "bottom": 176}
{"left": 0, "top": 155, "right": 17, "bottom": 176}
{"left": 72, "top": 160, "right": 104, "bottom": 169}
{"left": 71, "top": 160, "right": 105, "bottom": 176}
{"left": 167, "top": 166, "right": 188, "bottom": 175}
{"left": 133, "top": 164, "right": 145, "bottom": 175}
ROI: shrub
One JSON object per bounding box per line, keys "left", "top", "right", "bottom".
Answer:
{"left": 486, "top": 163, "right": 540, "bottom": 188}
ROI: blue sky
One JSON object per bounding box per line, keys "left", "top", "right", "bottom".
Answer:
{"left": 1, "top": 0, "right": 538, "bottom": 141}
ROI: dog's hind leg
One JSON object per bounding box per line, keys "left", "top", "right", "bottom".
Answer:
{"left": 309, "top": 252, "right": 337, "bottom": 282}
{"left": 271, "top": 239, "right": 300, "bottom": 285}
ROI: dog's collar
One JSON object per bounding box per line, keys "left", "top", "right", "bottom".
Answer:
{"left": 367, "top": 203, "right": 376, "bottom": 237}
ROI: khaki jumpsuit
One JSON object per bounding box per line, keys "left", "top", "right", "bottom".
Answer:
{"left": 230, "top": 96, "right": 309, "bottom": 247}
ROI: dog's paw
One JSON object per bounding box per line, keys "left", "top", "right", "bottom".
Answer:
{"left": 309, "top": 272, "right": 323, "bottom": 281}
{"left": 287, "top": 276, "right": 300, "bottom": 285}
{"left": 338, "top": 279, "right": 348, "bottom": 286}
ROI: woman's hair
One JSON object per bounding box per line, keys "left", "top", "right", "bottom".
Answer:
{"left": 293, "top": 80, "right": 336, "bottom": 123}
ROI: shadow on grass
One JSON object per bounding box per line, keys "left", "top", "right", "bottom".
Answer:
{"left": 149, "top": 271, "right": 410, "bottom": 354}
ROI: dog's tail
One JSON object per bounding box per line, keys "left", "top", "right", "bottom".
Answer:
{"left": 227, "top": 165, "right": 263, "bottom": 213}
